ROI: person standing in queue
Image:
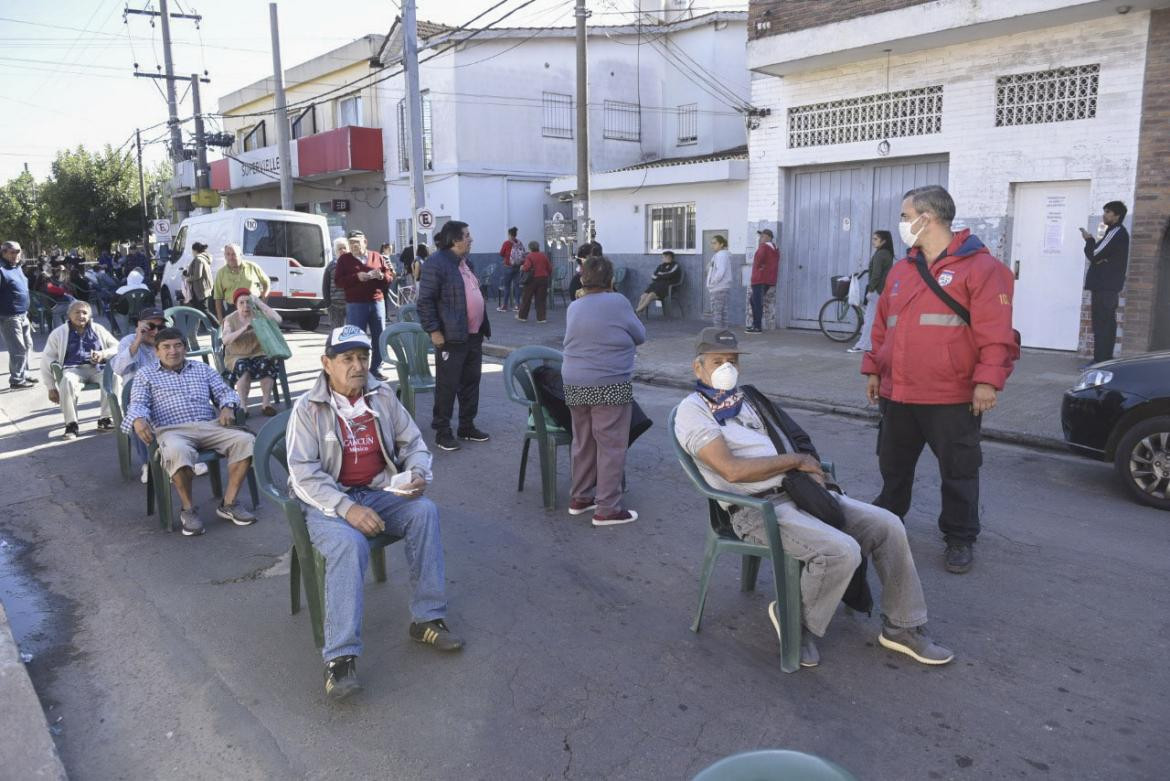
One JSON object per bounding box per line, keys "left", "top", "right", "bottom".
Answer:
{"left": 1079, "top": 201, "right": 1130, "bottom": 365}
{"left": 335, "top": 230, "right": 394, "bottom": 381}
{"left": 417, "top": 220, "right": 491, "bottom": 452}
{"left": 862, "top": 185, "right": 1018, "bottom": 575}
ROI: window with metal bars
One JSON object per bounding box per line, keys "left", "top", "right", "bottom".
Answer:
{"left": 787, "top": 85, "right": 943, "bottom": 148}
{"left": 291, "top": 105, "right": 316, "bottom": 140}
{"left": 604, "top": 99, "right": 641, "bottom": 142}
{"left": 677, "top": 103, "right": 698, "bottom": 145}
{"left": 995, "top": 64, "right": 1098, "bottom": 127}
{"left": 397, "top": 93, "right": 433, "bottom": 172}
{"left": 648, "top": 203, "right": 696, "bottom": 252}
{"left": 542, "top": 92, "right": 572, "bottom": 139}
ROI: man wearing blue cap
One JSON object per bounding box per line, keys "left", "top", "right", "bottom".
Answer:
{"left": 286, "top": 324, "right": 463, "bottom": 700}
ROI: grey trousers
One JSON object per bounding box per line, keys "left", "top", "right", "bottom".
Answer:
{"left": 569, "top": 402, "right": 632, "bottom": 516}
{"left": 1, "top": 313, "right": 33, "bottom": 383}
{"left": 732, "top": 493, "right": 928, "bottom": 637}
{"left": 709, "top": 289, "right": 729, "bottom": 328}
{"left": 56, "top": 364, "right": 110, "bottom": 425}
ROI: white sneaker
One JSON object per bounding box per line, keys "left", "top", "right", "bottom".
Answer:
{"left": 140, "top": 464, "right": 149, "bottom": 484}
{"left": 193, "top": 462, "right": 209, "bottom": 476}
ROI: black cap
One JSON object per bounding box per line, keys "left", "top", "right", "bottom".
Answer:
{"left": 695, "top": 327, "right": 748, "bottom": 355}
{"left": 347, "top": 230, "right": 366, "bottom": 239}
{"left": 138, "top": 307, "right": 166, "bottom": 321}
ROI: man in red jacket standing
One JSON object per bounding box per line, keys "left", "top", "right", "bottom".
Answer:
{"left": 746, "top": 228, "right": 779, "bottom": 334}
{"left": 335, "top": 230, "right": 394, "bottom": 381}
{"left": 861, "top": 185, "right": 1017, "bottom": 575}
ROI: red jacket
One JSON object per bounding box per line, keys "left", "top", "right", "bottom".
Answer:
{"left": 751, "top": 241, "right": 779, "bottom": 285}
{"left": 521, "top": 251, "right": 552, "bottom": 278}
{"left": 335, "top": 250, "right": 391, "bottom": 303}
{"left": 861, "top": 229, "right": 1019, "bottom": 405}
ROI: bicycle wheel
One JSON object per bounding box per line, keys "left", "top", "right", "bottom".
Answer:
{"left": 818, "top": 299, "right": 863, "bottom": 342}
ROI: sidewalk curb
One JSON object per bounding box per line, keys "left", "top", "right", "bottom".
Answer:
{"left": 483, "top": 342, "right": 1068, "bottom": 453}
{"left": 0, "top": 600, "right": 68, "bottom": 780}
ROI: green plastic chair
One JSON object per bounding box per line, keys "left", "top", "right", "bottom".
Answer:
{"left": 144, "top": 402, "right": 259, "bottom": 532}
{"left": 164, "top": 306, "right": 219, "bottom": 365}
{"left": 649, "top": 267, "right": 685, "bottom": 320}
{"left": 692, "top": 750, "right": 857, "bottom": 781}
{"left": 548, "top": 264, "right": 569, "bottom": 310}
{"left": 397, "top": 303, "right": 419, "bottom": 324}
{"left": 48, "top": 361, "right": 103, "bottom": 393}
{"left": 103, "top": 366, "right": 134, "bottom": 481}
{"left": 252, "top": 409, "right": 392, "bottom": 649}
{"left": 28, "top": 291, "right": 59, "bottom": 333}
{"left": 109, "top": 288, "right": 155, "bottom": 337}
{"left": 210, "top": 327, "right": 292, "bottom": 409}
{"left": 667, "top": 405, "right": 835, "bottom": 674}
{"left": 612, "top": 265, "right": 627, "bottom": 293}
{"left": 502, "top": 346, "right": 572, "bottom": 510}
{"left": 379, "top": 322, "right": 435, "bottom": 418}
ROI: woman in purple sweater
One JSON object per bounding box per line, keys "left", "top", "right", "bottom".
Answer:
{"left": 561, "top": 256, "right": 646, "bottom": 526}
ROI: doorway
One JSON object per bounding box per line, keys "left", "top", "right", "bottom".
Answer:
{"left": 1009, "top": 181, "right": 1090, "bottom": 350}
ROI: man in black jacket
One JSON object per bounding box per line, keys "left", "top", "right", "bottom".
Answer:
{"left": 1079, "top": 201, "right": 1130, "bottom": 364}
{"left": 417, "top": 220, "right": 491, "bottom": 452}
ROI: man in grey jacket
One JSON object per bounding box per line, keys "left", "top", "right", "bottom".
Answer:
{"left": 286, "top": 325, "right": 463, "bottom": 700}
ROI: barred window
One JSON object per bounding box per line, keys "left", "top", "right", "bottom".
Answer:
{"left": 995, "top": 64, "right": 1098, "bottom": 127}
{"left": 604, "top": 99, "right": 641, "bottom": 142}
{"left": 397, "top": 93, "right": 433, "bottom": 172}
{"left": 787, "top": 85, "right": 943, "bottom": 149}
{"left": 677, "top": 103, "right": 698, "bottom": 145}
{"left": 648, "top": 203, "right": 696, "bottom": 252}
{"left": 542, "top": 92, "right": 572, "bottom": 139}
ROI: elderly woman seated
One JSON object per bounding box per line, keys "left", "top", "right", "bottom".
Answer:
{"left": 220, "top": 287, "right": 283, "bottom": 416}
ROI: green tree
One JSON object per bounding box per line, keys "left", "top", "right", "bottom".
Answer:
{"left": 0, "top": 170, "right": 57, "bottom": 254}
{"left": 41, "top": 144, "right": 144, "bottom": 250}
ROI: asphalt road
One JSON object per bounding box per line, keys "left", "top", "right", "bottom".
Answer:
{"left": 1, "top": 339, "right": 1168, "bottom": 780}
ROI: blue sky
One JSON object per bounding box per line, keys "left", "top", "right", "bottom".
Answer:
{"left": 0, "top": 0, "right": 743, "bottom": 181}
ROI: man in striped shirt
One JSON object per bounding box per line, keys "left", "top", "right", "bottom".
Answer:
{"left": 123, "top": 327, "right": 257, "bottom": 536}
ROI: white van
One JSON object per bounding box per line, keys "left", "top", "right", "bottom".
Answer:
{"left": 162, "top": 208, "right": 331, "bottom": 330}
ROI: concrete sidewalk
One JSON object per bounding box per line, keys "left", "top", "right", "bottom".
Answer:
{"left": 476, "top": 303, "right": 1085, "bottom": 450}
{"left": 0, "top": 600, "right": 67, "bottom": 780}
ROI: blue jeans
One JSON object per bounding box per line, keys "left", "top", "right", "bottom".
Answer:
{"left": 750, "top": 284, "right": 770, "bottom": 330}
{"left": 303, "top": 487, "right": 447, "bottom": 661}
{"left": 500, "top": 264, "right": 519, "bottom": 309}
{"left": 345, "top": 301, "right": 386, "bottom": 372}
{"left": 0, "top": 314, "right": 33, "bottom": 383}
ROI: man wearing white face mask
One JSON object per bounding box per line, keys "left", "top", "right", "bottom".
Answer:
{"left": 286, "top": 325, "right": 463, "bottom": 700}
{"left": 675, "top": 328, "right": 952, "bottom": 669}
{"left": 861, "top": 185, "right": 1018, "bottom": 575}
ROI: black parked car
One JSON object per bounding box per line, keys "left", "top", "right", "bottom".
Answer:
{"left": 1061, "top": 351, "right": 1170, "bottom": 511}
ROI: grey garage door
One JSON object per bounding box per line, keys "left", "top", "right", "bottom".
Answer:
{"left": 783, "top": 156, "right": 949, "bottom": 328}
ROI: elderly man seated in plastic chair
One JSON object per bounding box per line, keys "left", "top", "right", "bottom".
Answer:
{"left": 286, "top": 325, "right": 464, "bottom": 701}
{"left": 672, "top": 327, "right": 954, "bottom": 669}
{"left": 122, "top": 327, "right": 257, "bottom": 537}
{"left": 41, "top": 300, "right": 119, "bottom": 440}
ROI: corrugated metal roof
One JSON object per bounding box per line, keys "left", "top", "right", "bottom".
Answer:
{"left": 605, "top": 144, "right": 748, "bottom": 173}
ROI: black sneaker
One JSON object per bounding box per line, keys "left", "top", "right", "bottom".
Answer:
{"left": 8, "top": 378, "right": 36, "bottom": 390}
{"left": 63, "top": 422, "right": 79, "bottom": 440}
{"left": 435, "top": 429, "right": 460, "bottom": 451}
{"left": 409, "top": 619, "right": 464, "bottom": 652}
{"left": 457, "top": 426, "right": 490, "bottom": 442}
{"left": 324, "top": 655, "right": 361, "bottom": 700}
{"left": 96, "top": 417, "right": 114, "bottom": 431}
{"left": 945, "top": 542, "right": 974, "bottom": 574}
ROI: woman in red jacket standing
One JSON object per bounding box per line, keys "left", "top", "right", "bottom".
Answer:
{"left": 516, "top": 241, "right": 552, "bottom": 323}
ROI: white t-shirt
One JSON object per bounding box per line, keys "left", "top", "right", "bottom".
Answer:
{"left": 674, "top": 392, "right": 795, "bottom": 497}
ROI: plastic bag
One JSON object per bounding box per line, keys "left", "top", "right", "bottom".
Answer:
{"left": 847, "top": 273, "right": 864, "bottom": 307}
{"left": 250, "top": 313, "right": 292, "bottom": 360}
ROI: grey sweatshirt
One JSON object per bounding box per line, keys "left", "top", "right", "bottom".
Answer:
{"left": 561, "top": 291, "right": 646, "bottom": 386}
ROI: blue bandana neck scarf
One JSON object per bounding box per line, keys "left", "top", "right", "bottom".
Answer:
{"left": 695, "top": 380, "right": 743, "bottom": 425}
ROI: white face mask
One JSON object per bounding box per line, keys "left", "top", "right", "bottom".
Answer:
{"left": 710, "top": 362, "right": 739, "bottom": 391}
{"left": 898, "top": 215, "right": 927, "bottom": 248}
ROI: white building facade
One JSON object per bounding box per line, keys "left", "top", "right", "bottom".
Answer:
{"left": 746, "top": 0, "right": 1169, "bottom": 354}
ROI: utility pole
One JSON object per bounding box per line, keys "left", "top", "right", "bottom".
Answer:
{"left": 574, "top": 0, "right": 590, "bottom": 249}
{"left": 190, "top": 75, "right": 211, "bottom": 215}
{"left": 269, "top": 2, "right": 294, "bottom": 210}
{"left": 403, "top": 0, "right": 427, "bottom": 248}
{"left": 136, "top": 129, "right": 151, "bottom": 251}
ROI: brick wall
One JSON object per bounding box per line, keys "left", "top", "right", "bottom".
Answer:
{"left": 748, "top": 0, "right": 932, "bottom": 41}
{"left": 746, "top": 11, "right": 1151, "bottom": 345}
{"left": 1125, "top": 8, "right": 1170, "bottom": 354}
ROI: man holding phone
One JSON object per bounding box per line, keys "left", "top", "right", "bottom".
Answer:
{"left": 286, "top": 325, "right": 463, "bottom": 701}
{"left": 1079, "top": 201, "right": 1130, "bottom": 364}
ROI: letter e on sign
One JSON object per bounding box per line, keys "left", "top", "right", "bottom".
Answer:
{"left": 415, "top": 208, "right": 435, "bottom": 231}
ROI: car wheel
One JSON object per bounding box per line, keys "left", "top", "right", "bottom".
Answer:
{"left": 299, "top": 312, "right": 322, "bottom": 332}
{"left": 1113, "top": 415, "right": 1170, "bottom": 511}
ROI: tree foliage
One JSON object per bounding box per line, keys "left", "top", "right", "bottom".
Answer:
{"left": 0, "top": 170, "right": 57, "bottom": 254}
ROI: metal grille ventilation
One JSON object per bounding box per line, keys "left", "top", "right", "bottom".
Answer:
{"left": 995, "top": 64, "right": 1098, "bottom": 127}
{"left": 787, "top": 85, "right": 943, "bottom": 149}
